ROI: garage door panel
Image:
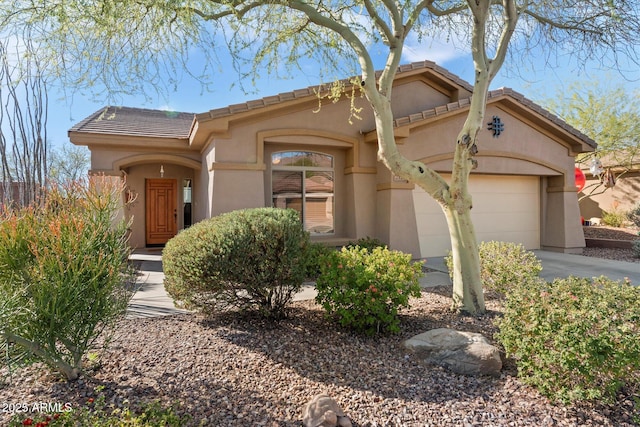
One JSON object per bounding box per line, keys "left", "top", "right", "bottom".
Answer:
{"left": 472, "top": 193, "right": 535, "bottom": 212}
{"left": 412, "top": 175, "right": 540, "bottom": 257}
{"left": 417, "top": 235, "right": 452, "bottom": 257}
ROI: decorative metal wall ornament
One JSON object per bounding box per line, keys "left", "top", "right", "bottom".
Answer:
{"left": 589, "top": 157, "right": 604, "bottom": 176}
{"left": 124, "top": 186, "right": 139, "bottom": 211}
{"left": 487, "top": 116, "right": 504, "bottom": 137}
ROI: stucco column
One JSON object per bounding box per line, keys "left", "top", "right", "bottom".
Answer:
{"left": 376, "top": 180, "right": 421, "bottom": 258}
{"left": 542, "top": 176, "right": 585, "bottom": 253}
{"left": 345, "top": 171, "right": 377, "bottom": 239}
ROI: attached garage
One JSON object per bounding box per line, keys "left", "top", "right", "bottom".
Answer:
{"left": 413, "top": 175, "right": 541, "bottom": 258}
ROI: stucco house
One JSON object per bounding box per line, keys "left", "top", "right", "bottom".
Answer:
{"left": 69, "top": 60, "right": 595, "bottom": 258}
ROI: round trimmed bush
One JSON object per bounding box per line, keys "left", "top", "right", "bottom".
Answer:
{"left": 163, "top": 208, "right": 310, "bottom": 319}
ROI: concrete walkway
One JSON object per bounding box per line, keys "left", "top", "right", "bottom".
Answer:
{"left": 127, "top": 252, "right": 189, "bottom": 319}
{"left": 126, "top": 250, "right": 639, "bottom": 319}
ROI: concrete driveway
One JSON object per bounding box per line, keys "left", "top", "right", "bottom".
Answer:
{"left": 424, "top": 250, "right": 639, "bottom": 284}
{"left": 126, "top": 250, "right": 639, "bottom": 318}
{"left": 533, "top": 250, "right": 639, "bottom": 283}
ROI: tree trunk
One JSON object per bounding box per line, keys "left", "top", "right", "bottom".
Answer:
{"left": 4, "top": 332, "right": 81, "bottom": 380}
{"left": 444, "top": 203, "right": 484, "bottom": 313}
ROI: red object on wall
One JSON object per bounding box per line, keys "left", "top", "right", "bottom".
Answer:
{"left": 575, "top": 167, "right": 586, "bottom": 192}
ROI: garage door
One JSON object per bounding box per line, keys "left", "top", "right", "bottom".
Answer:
{"left": 412, "top": 175, "right": 540, "bottom": 257}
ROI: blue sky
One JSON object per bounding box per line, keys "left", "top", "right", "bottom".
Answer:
{"left": 47, "top": 36, "right": 640, "bottom": 150}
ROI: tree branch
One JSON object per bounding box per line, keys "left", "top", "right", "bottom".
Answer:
{"left": 362, "top": 0, "right": 395, "bottom": 47}
{"left": 488, "top": 0, "right": 518, "bottom": 79}
{"left": 522, "top": 8, "right": 606, "bottom": 35}
{"left": 287, "top": 0, "right": 376, "bottom": 78}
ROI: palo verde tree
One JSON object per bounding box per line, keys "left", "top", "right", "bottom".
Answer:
{"left": 544, "top": 81, "right": 640, "bottom": 200}
{"left": 4, "top": 1, "right": 640, "bottom": 313}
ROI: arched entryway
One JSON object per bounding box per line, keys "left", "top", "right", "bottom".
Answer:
{"left": 114, "top": 155, "right": 201, "bottom": 248}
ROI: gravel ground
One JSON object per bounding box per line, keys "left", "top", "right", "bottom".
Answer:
{"left": 582, "top": 225, "right": 640, "bottom": 263}
{"left": 1, "top": 288, "right": 638, "bottom": 426}
{"left": 1, "top": 240, "right": 639, "bottom": 427}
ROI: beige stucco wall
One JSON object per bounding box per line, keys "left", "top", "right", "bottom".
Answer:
{"left": 391, "top": 80, "right": 454, "bottom": 119}
{"left": 579, "top": 171, "right": 640, "bottom": 220}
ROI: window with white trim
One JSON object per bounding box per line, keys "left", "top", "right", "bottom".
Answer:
{"left": 271, "top": 151, "right": 334, "bottom": 234}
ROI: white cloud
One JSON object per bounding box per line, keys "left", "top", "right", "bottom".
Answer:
{"left": 401, "top": 32, "right": 469, "bottom": 64}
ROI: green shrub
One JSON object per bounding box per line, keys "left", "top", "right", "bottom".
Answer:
{"left": 304, "top": 241, "right": 335, "bottom": 279}
{"left": 601, "top": 207, "right": 627, "bottom": 227}
{"left": 344, "top": 236, "right": 387, "bottom": 252}
{"left": 8, "top": 388, "right": 189, "bottom": 426}
{"left": 163, "top": 208, "right": 310, "bottom": 319}
{"left": 315, "top": 246, "right": 423, "bottom": 335}
{"left": 0, "top": 178, "right": 134, "bottom": 381}
{"left": 445, "top": 241, "right": 542, "bottom": 298}
{"left": 632, "top": 240, "right": 640, "bottom": 258}
{"left": 629, "top": 203, "right": 640, "bottom": 228}
{"left": 495, "top": 276, "right": 640, "bottom": 404}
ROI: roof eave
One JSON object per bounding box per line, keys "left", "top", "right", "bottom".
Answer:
{"left": 69, "top": 131, "right": 193, "bottom": 151}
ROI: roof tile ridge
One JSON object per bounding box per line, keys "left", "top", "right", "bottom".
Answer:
{"left": 400, "top": 60, "right": 473, "bottom": 92}
{"left": 202, "top": 60, "right": 475, "bottom": 121}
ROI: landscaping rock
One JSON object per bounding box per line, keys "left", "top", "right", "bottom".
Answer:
{"left": 302, "top": 394, "right": 352, "bottom": 427}
{"left": 403, "top": 328, "right": 502, "bottom": 376}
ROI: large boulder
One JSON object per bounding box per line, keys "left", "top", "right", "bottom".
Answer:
{"left": 302, "top": 395, "right": 352, "bottom": 427}
{"left": 403, "top": 328, "right": 502, "bottom": 376}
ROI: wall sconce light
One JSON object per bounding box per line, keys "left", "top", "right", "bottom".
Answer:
{"left": 160, "top": 165, "right": 165, "bottom": 178}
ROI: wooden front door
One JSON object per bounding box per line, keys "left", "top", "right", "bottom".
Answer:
{"left": 145, "top": 179, "right": 178, "bottom": 246}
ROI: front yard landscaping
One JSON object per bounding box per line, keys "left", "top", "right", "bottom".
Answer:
{"left": 2, "top": 283, "right": 638, "bottom": 426}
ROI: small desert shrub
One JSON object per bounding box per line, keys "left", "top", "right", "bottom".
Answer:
{"left": 495, "top": 276, "right": 640, "bottom": 404}
{"left": 601, "top": 205, "right": 627, "bottom": 227}
{"left": 344, "top": 236, "right": 387, "bottom": 252}
{"left": 445, "top": 241, "right": 542, "bottom": 298}
{"left": 163, "top": 208, "right": 310, "bottom": 319}
{"left": 0, "top": 178, "right": 134, "bottom": 381}
{"left": 629, "top": 203, "right": 640, "bottom": 228}
{"left": 632, "top": 240, "right": 640, "bottom": 258}
{"left": 315, "top": 246, "right": 423, "bottom": 335}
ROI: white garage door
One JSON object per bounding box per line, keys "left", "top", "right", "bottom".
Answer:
{"left": 412, "top": 175, "right": 540, "bottom": 257}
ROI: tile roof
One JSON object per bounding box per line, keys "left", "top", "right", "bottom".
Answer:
{"left": 68, "top": 64, "right": 594, "bottom": 150}
{"left": 392, "top": 87, "right": 596, "bottom": 148}
{"left": 197, "top": 60, "right": 474, "bottom": 121}
{"left": 69, "top": 106, "right": 195, "bottom": 139}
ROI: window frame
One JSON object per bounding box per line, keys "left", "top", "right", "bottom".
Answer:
{"left": 271, "top": 151, "right": 335, "bottom": 235}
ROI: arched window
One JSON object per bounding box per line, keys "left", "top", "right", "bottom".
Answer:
{"left": 271, "top": 151, "right": 334, "bottom": 234}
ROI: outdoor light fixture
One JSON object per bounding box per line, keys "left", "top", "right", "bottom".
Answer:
{"left": 487, "top": 115, "right": 504, "bottom": 137}
{"left": 160, "top": 165, "right": 165, "bottom": 178}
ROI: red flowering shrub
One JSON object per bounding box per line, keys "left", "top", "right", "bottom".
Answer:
{"left": 0, "top": 177, "right": 134, "bottom": 380}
